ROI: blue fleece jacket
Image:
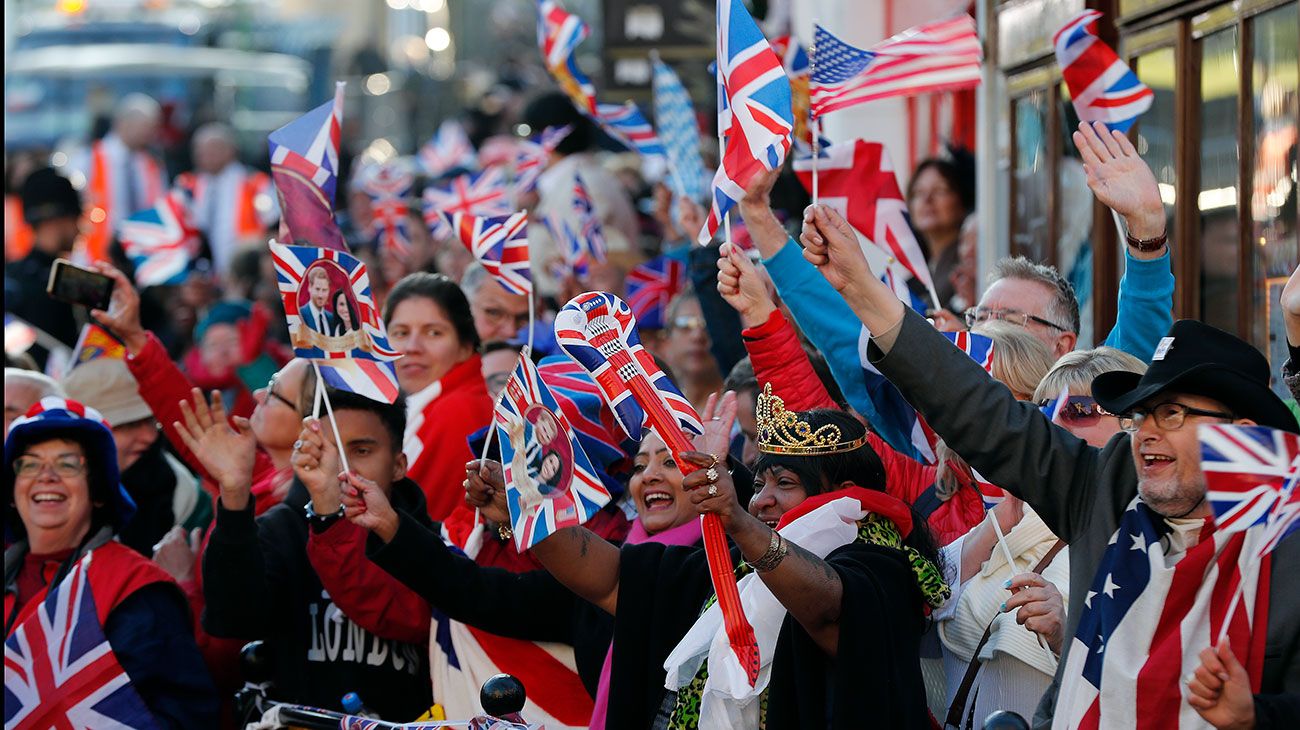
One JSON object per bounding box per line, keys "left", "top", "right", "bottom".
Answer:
{"left": 763, "top": 239, "right": 1174, "bottom": 457}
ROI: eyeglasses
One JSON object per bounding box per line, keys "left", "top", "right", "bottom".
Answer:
{"left": 670, "top": 315, "right": 706, "bottom": 333}
{"left": 964, "top": 306, "right": 1070, "bottom": 333}
{"left": 14, "top": 454, "right": 88, "bottom": 479}
{"left": 478, "top": 305, "right": 530, "bottom": 332}
{"left": 262, "top": 375, "right": 297, "bottom": 410}
{"left": 1041, "top": 395, "right": 1112, "bottom": 427}
{"left": 1118, "top": 402, "right": 1235, "bottom": 433}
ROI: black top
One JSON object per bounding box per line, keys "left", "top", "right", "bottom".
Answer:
{"left": 608, "top": 540, "right": 933, "bottom": 729}
{"left": 201, "top": 478, "right": 433, "bottom": 721}
{"left": 4, "top": 248, "right": 79, "bottom": 368}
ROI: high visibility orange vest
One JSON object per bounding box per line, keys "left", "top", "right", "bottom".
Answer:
{"left": 4, "top": 196, "right": 33, "bottom": 261}
{"left": 84, "top": 141, "right": 163, "bottom": 263}
{"left": 177, "top": 169, "right": 273, "bottom": 242}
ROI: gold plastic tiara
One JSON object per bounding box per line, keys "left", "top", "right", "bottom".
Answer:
{"left": 755, "top": 383, "right": 867, "bottom": 455}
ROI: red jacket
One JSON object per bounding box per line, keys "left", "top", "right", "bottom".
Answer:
{"left": 742, "top": 310, "right": 983, "bottom": 545}
{"left": 404, "top": 355, "right": 494, "bottom": 522}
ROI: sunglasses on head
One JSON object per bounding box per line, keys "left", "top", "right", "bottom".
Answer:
{"left": 1046, "top": 395, "right": 1113, "bottom": 426}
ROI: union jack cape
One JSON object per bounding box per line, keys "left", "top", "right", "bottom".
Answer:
{"left": 495, "top": 351, "right": 612, "bottom": 550}
{"left": 422, "top": 168, "right": 511, "bottom": 239}
{"left": 117, "top": 190, "right": 200, "bottom": 287}
{"left": 700, "top": 0, "right": 793, "bottom": 245}
{"left": 442, "top": 211, "right": 532, "bottom": 296}
{"left": 4, "top": 553, "right": 158, "bottom": 730}
{"left": 268, "top": 82, "right": 347, "bottom": 251}
{"left": 268, "top": 242, "right": 400, "bottom": 402}
{"left": 1053, "top": 10, "right": 1154, "bottom": 133}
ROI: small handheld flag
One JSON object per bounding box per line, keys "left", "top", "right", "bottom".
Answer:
{"left": 570, "top": 172, "right": 606, "bottom": 263}
{"left": 625, "top": 255, "right": 686, "bottom": 331}
{"left": 118, "top": 191, "right": 200, "bottom": 287}
{"left": 594, "top": 101, "right": 668, "bottom": 178}
{"left": 70, "top": 324, "right": 126, "bottom": 368}
{"left": 1053, "top": 10, "right": 1154, "bottom": 133}
{"left": 535, "top": 0, "right": 599, "bottom": 115}
{"left": 512, "top": 125, "right": 574, "bottom": 195}
{"left": 1200, "top": 424, "right": 1300, "bottom": 553}
{"left": 496, "top": 351, "right": 613, "bottom": 550}
{"left": 442, "top": 211, "right": 533, "bottom": 296}
{"left": 422, "top": 168, "right": 512, "bottom": 239}
{"left": 419, "top": 119, "right": 478, "bottom": 178}
{"left": 363, "top": 162, "right": 414, "bottom": 260}
{"left": 268, "top": 82, "right": 347, "bottom": 251}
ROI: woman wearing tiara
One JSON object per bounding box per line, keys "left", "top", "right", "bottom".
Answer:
{"left": 523, "top": 385, "right": 948, "bottom": 729}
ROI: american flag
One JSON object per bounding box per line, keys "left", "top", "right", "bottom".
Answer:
{"left": 770, "top": 35, "right": 822, "bottom": 155}
{"left": 268, "top": 242, "right": 400, "bottom": 402}
{"left": 268, "top": 82, "right": 347, "bottom": 251}
{"left": 117, "top": 190, "right": 200, "bottom": 287}
{"left": 1055, "top": 498, "right": 1270, "bottom": 729}
{"left": 595, "top": 101, "right": 668, "bottom": 172}
{"left": 512, "top": 125, "right": 573, "bottom": 195}
{"left": 793, "top": 139, "right": 938, "bottom": 304}
{"left": 363, "top": 162, "right": 414, "bottom": 259}
{"left": 495, "top": 351, "right": 612, "bottom": 550}
{"left": 1201, "top": 424, "right": 1300, "bottom": 555}
{"left": 700, "top": 0, "right": 793, "bottom": 245}
{"left": 625, "top": 255, "right": 685, "bottom": 330}
{"left": 1054, "top": 10, "right": 1154, "bottom": 133}
{"left": 4, "top": 554, "right": 157, "bottom": 730}
{"left": 442, "top": 211, "right": 532, "bottom": 296}
{"left": 422, "top": 168, "right": 511, "bottom": 239}
{"left": 554, "top": 292, "right": 702, "bottom": 443}
{"left": 419, "top": 119, "right": 478, "bottom": 178}
{"left": 570, "top": 172, "right": 606, "bottom": 262}
{"left": 535, "top": 0, "right": 598, "bottom": 115}
{"left": 809, "top": 16, "right": 981, "bottom": 117}
{"left": 651, "top": 57, "right": 710, "bottom": 203}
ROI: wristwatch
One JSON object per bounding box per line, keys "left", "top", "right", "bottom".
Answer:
{"left": 1124, "top": 229, "right": 1167, "bottom": 253}
{"left": 304, "top": 500, "right": 346, "bottom": 531}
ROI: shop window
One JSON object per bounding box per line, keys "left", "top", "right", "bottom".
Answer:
{"left": 1132, "top": 47, "right": 1177, "bottom": 281}
{"left": 1197, "top": 26, "right": 1241, "bottom": 335}
{"left": 1011, "top": 89, "right": 1051, "bottom": 264}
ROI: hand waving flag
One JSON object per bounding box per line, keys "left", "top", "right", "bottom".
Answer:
{"left": 700, "top": 0, "right": 793, "bottom": 245}
{"left": 496, "top": 350, "right": 612, "bottom": 550}
{"left": 268, "top": 82, "right": 347, "bottom": 251}
{"left": 442, "top": 211, "right": 532, "bottom": 296}
{"left": 1054, "top": 10, "right": 1153, "bottom": 133}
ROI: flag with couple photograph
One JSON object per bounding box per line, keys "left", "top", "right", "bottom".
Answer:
{"left": 495, "top": 351, "right": 612, "bottom": 551}
{"left": 269, "top": 242, "right": 400, "bottom": 402}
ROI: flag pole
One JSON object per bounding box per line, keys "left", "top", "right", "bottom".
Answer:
{"left": 810, "top": 18, "right": 820, "bottom": 206}
{"left": 312, "top": 362, "right": 352, "bottom": 474}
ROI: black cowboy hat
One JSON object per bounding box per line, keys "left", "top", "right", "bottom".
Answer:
{"left": 1092, "top": 319, "right": 1298, "bottom": 433}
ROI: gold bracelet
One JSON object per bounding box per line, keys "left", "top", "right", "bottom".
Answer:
{"left": 497, "top": 523, "right": 513, "bottom": 541}
{"left": 750, "top": 529, "right": 788, "bottom": 573}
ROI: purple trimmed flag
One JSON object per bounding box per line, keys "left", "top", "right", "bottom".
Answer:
{"left": 269, "top": 82, "right": 347, "bottom": 251}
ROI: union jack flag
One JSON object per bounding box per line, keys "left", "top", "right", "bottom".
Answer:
{"left": 699, "top": 0, "right": 793, "bottom": 245}
{"left": 535, "top": 0, "right": 598, "bottom": 115}
{"left": 268, "top": 82, "right": 347, "bottom": 251}
{"left": 809, "top": 16, "right": 981, "bottom": 117}
{"left": 442, "top": 211, "right": 532, "bottom": 296}
{"left": 512, "top": 125, "right": 573, "bottom": 195}
{"left": 422, "top": 168, "right": 511, "bottom": 239}
{"left": 1201, "top": 424, "right": 1300, "bottom": 555}
{"left": 495, "top": 350, "right": 612, "bottom": 550}
{"left": 570, "top": 172, "right": 606, "bottom": 262}
{"left": 268, "top": 243, "right": 400, "bottom": 402}
{"left": 538, "top": 355, "right": 637, "bottom": 484}
{"left": 544, "top": 215, "right": 587, "bottom": 280}
{"left": 651, "top": 57, "right": 710, "bottom": 203}
{"left": 793, "top": 139, "right": 938, "bottom": 303}
{"left": 419, "top": 119, "right": 478, "bottom": 178}
{"left": 770, "top": 35, "right": 823, "bottom": 155}
{"left": 1054, "top": 10, "right": 1154, "bottom": 133}
{"left": 625, "top": 255, "right": 685, "bottom": 330}
{"left": 4, "top": 554, "right": 158, "bottom": 730}
{"left": 595, "top": 101, "right": 668, "bottom": 173}
{"left": 117, "top": 190, "right": 200, "bottom": 287}
{"left": 554, "top": 292, "right": 702, "bottom": 443}
{"left": 363, "top": 162, "right": 414, "bottom": 259}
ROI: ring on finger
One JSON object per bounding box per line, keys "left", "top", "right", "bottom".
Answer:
{"left": 708, "top": 483, "right": 718, "bottom": 496}
{"left": 294, "top": 440, "right": 303, "bottom": 450}
{"left": 705, "top": 467, "right": 719, "bottom": 483}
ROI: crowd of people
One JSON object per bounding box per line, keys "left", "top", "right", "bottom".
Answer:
{"left": 4, "top": 82, "right": 1299, "bottom": 730}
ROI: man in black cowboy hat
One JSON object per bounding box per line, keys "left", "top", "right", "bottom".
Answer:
{"left": 798, "top": 202, "right": 1300, "bottom": 728}
{"left": 4, "top": 168, "right": 84, "bottom": 368}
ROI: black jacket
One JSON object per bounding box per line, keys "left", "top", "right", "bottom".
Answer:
{"left": 201, "top": 478, "right": 433, "bottom": 721}
{"left": 4, "top": 248, "right": 79, "bottom": 368}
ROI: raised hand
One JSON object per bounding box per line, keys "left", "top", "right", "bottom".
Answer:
{"left": 1186, "top": 638, "right": 1256, "bottom": 730}
{"left": 174, "top": 388, "right": 257, "bottom": 510}
{"left": 291, "top": 417, "right": 343, "bottom": 516}
{"left": 676, "top": 197, "right": 707, "bottom": 244}
{"left": 736, "top": 168, "right": 788, "bottom": 258}
{"left": 340, "top": 470, "right": 399, "bottom": 542}
{"left": 716, "top": 242, "right": 777, "bottom": 328}
{"left": 1071, "top": 121, "right": 1165, "bottom": 242}
{"left": 152, "top": 526, "right": 202, "bottom": 583}
{"left": 464, "top": 459, "right": 510, "bottom": 525}
{"left": 90, "top": 262, "right": 148, "bottom": 355}
{"left": 1004, "top": 572, "right": 1066, "bottom": 654}
{"left": 800, "top": 205, "right": 872, "bottom": 294}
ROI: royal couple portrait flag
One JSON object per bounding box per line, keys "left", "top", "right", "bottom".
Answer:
{"left": 495, "top": 351, "right": 612, "bottom": 551}
{"left": 269, "top": 242, "right": 400, "bottom": 403}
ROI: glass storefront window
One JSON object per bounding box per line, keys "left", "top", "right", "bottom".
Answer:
{"left": 1133, "top": 47, "right": 1178, "bottom": 283}
{"left": 1012, "top": 89, "right": 1051, "bottom": 264}
{"left": 1198, "top": 27, "right": 1241, "bottom": 334}
{"left": 1058, "top": 82, "right": 1095, "bottom": 345}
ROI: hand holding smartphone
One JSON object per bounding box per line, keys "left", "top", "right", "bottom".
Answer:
{"left": 46, "top": 259, "right": 115, "bottom": 311}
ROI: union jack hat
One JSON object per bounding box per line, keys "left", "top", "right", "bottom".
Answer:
{"left": 5, "top": 397, "right": 136, "bottom": 535}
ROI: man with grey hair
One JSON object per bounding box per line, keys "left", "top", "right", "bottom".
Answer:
{"left": 459, "top": 262, "right": 532, "bottom": 344}
{"left": 175, "top": 122, "right": 278, "bottom": 275}
{"left": 4, "top": 367, "right": 65, "bottom": 433}
{"left": 72, "top": 93, "right": 167, "bottom": 261}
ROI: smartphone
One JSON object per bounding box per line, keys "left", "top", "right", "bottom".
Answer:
{"left": 46, "top": 259, "right": 114, "bottom": 311}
